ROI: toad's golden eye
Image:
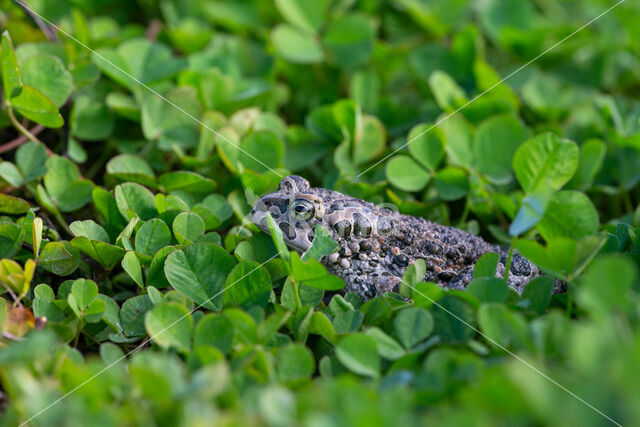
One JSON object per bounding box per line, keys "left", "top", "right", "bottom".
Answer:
{"left": 290, "top": 199, "right": 315, "bottom": 221}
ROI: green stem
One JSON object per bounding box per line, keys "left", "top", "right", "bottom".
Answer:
{"left": 458, "top": 198, "right": 470, "bottom": 227}
{"left": 291, "top": 279, "right": 302, "bottom": 310}
{"left": 73, "top": 317, "right": 84, "bottom": 348}
{"left": 504, "top": 236, "right": 517, "bottom": 284}
{"left": 7, "top": 105, "right": 44, "bottom": 144}
{"left": 566, "top": 282, "right": 573, "bottom": 317}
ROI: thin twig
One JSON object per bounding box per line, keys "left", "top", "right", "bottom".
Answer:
{"left": 145, "top": 19, "right": 162, "bottom": 41}
{"left": 2, "top": 331, "right": 24, "bottom": 341}
{"left": 0, "top": 124, "right": 45, "bottom": 154}
{"left": 13, "top": 0, "right": 57, "bottom": 41}
{"left": 1, "top": 281, "right": 23, "bottom": 307}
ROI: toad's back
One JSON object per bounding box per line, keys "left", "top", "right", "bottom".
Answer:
{"left": 250, "top": 175, "right": 540, "bottom": 300}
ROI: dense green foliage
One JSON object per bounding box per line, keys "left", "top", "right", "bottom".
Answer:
{"left": 1, "top": 0, "right": 640, "bottom": 425}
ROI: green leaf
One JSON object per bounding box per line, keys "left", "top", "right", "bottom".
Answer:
{"left": 141, "top": 87, "right": 201, "bottom": 150}
{"left": 147, "top": 246, "right": 176, "bottom": 288}
{"left": 70, "top": 220, "right": 110, "bottom": 243}
{"left": 323, "top": 14, "right": 375, "bottom": 68}
{"left": 33, "top": 286, "right": 64, "bottom": 322}
{"left": 517, "top": 238, "right": 576, "bottom": 280}
{"left": 290, "top": 252, "right": 345, "bottom": 290}
{"left": 0, "top": 162, "right": 23, "bottom": 187}
{"left": 114, "top": 182, "right": 158, "bottom": 221}
{"left": 71, "top": 92, "right": 114, "bottom": 141}
{"left": 239, "top": 131, "right": 284, "bottom": 173}
{"left": 302, "top": 225, "right": 339, "bottom": 262}
{"left": 92, "top": 38, "right": 187, "bottom": 89}
{"left": 0, "top": 194, "right": 30, "bottom": 214}
{"left": 411, "top": 281, "right": 446, "bottom": 309}
{"left": 509, "top": 192, "right": 550, "bottom": 237}
{"left": 172, "top": 212, "right": 205, "bottom": 245}
{"left": 466, "top": 278, "right": 508, "bottom": 303}
{"left": 39, "top": 242, "right": 80, "bottom": 276}
{"left": 276, "top": 343, "right": 315, "bottom": 384}
{"left": 577, "top": 256, "right": 636, "bottom": 314}
{"left": 20, "top": 54, "right": 72, "bottom": 107}
{"left": 479, "top": 0, "right": 533, "bottom": 42}
{"left": 266, "top": 213, "right": 290, "bottom": 263}
{"left": 353, "top": 115, "right": 385, "bottom": 165}
{"left": 223, "top": 260, "right": 272, "bottom": 309}
{"left": 43, "top": 156, "right": 93, "bottom": 212}
{"left": 16, "top": 141, "right": 47, "bottom": 182}
{"left": 70, "top": 278, "right": 98, "bottom": 310}
{"left": 474, "top": 114, "right": 529, "bottom": 185}
{"left": 84, "top": 298, "right": 106, "bottom": 323}
{"left": 431, "top": 295, "right": 476, "bottom": 343}
{"left": 135, "top": 218, "right": 172, "bottom": 256}
{"left": 274, "top": 0, "right": 328, "bottom": 33}
{"left": 106, "top": 154, "right": 156, "bottom": 187}
{"left": 434, "top": 167, "right": 469, "bottom": 201}
{"left": 478, "top": 303, "right": 532, "bottom": 351}
{"left": 335, "top": 333, "right": 380, "bottom": 378}
{"left": 70, "top": 237, "right": 126, "bottom": 269}
{"left": 10, "top": 85, "right": 64, "bottom": 128}
{"left": 145, "top": 302, "right": 193, "bottom": 354}
{"left": 400, "top": 259, "right": 426, "bottom": 289}
{"left": 394, "top": 307, "right": 434, "bottom": 349}
{"left": 1, "top": 31, "right": 21, "bottom": 98}
{"left": 568, "top": 139, "right": 606, "bottom": 191}
{"left": 164, "top": 243, "right": 237, "bottom": 311}
{"left": 385, "top": 155, "right": 431, "bottom": 192}
{"left": 429, "top": 70, "right": 468, "bottom": 112}
{"left": 200, "top": 194, "right": 233, "bottom": 222}
{"left": 271, "top": 24, "right": 324, "bottom": 64}
{"left": 473, "top": 252, "right": 499, "bottom": 279}
{"left": 56, "top": 180, "right": 95, "bottom": 212}
{"left": 407, "top": 123, "right": 445, "bottom": 172}
{"left": 308, "top": 311, "right": 334, "bottom": 342}
{"left": 521, "top": 276, "right": 555, "bottom": 314}
{"left": 122, "top": 251, "right": 144, "bottom": 288}
{"left": 32, "top": 217, "right": 43, "bottom": 259}
{"left": 194, "top": 313, "right": 234, "bottom": 355}
{"left": 158, "top": 171, "right": 217, "bottom": 198}
{"left": 537, "top": 191, "right": 598, "bottom": 241}
{"left": 34, "top": 284, "right": 54, "bottom": 301}
{"left": 0, "top": 223, "right": 24, "bottom": 258}
{"left": 121, "top": 295, "right": 153, "bottom": 337}
{"left": 512, "top": 133, "right": 579, "bottom": 194}
{"left": 364, "top": 327, "right": 405, "bottom": 360}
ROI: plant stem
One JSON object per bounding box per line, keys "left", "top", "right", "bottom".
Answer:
{"left": 7, "top": 106, "right": 45, "bottom": 144}
{"left": 291, "top": 279, "right": 302, "bottom": 310}
{"left": 566, "top": 282, "right": 573, "bottom": 317}
{"left": 1, "top": 281, "right": 23, "bottom": 307}
{"left": 458, "top": 198, "right": 470, "bottom": 226}
{"left": 0, "top": 124, "right": 45, "bottom": 154}
{"left": 504, "top": 236, "right": 517, "bottom": 284}
{"left": 73, "top": 317, "right": 84, "bottom": 348}
{"left": 13, "top": 0, "right": 58, "bottom": 41}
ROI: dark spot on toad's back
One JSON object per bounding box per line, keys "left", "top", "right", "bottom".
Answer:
{"left": 279, "top": 222, "right": 296, "bottom": 240}
{"left": 334, "top": 220, "right": 352, "bottom": 238}
{"left": 353, "top": 213, "right": 372, "bottom": 237}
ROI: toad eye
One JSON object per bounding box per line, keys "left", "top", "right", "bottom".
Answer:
{"left": 290, "top": 199, "right": 315, "bottom": 221}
